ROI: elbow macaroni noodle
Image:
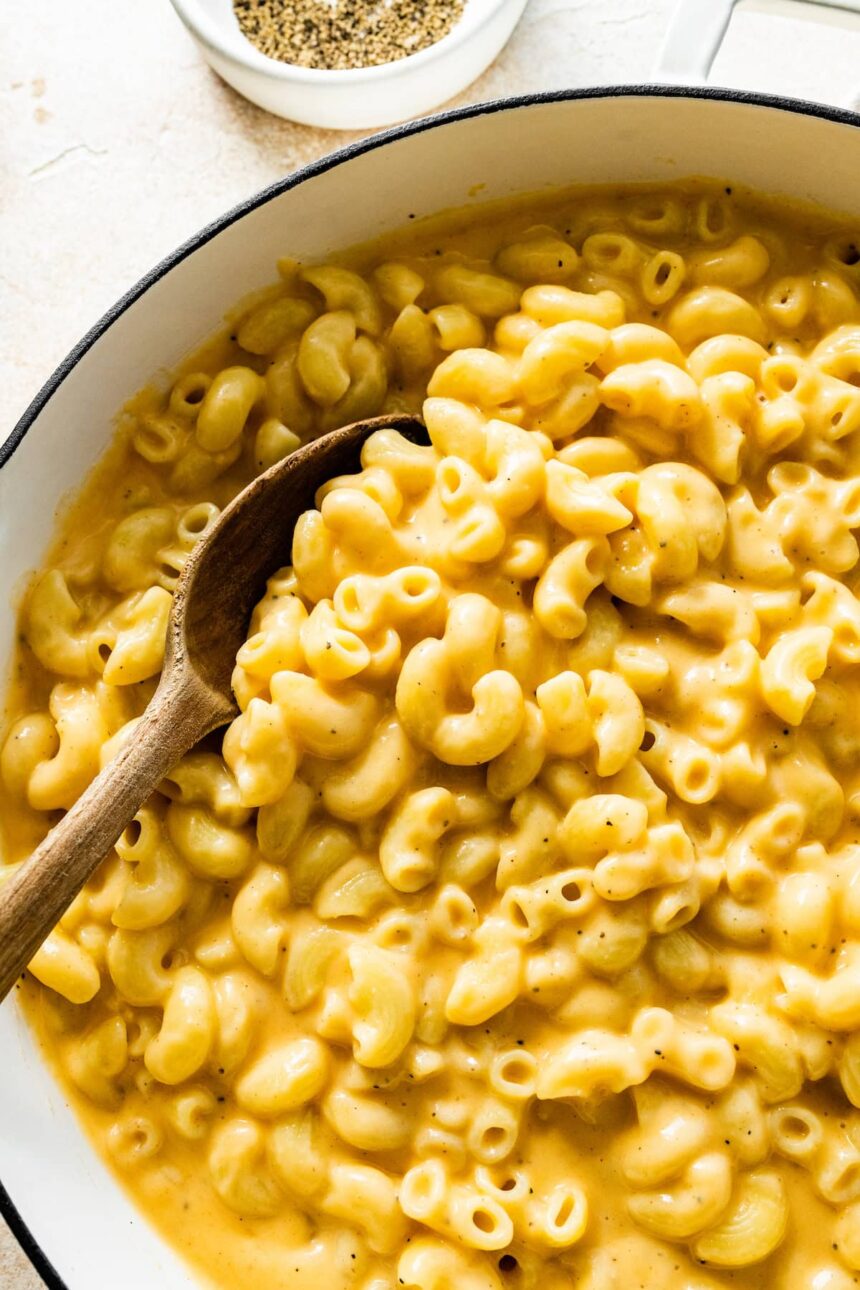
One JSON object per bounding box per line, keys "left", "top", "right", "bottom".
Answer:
{"left": 7, "top": 183, "right": 860, "bottom": 1287}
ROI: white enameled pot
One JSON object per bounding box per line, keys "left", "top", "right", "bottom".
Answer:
{"left": 2, "top": 88, "right": 860, "bottom": 1289}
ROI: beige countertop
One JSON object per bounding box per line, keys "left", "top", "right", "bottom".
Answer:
{"left": 3, "top": 0, "right": 860, "bottom": 1285}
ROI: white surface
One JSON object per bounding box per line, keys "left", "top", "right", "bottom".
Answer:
{"left": 2, "top": 3, "right": 860, "bottom": 1288}
{"left": 170, "top": 0, "right": 529, "bottom": 128}
{"left": 657, "top": 0, "right": 860, "bottom": 90}
{"left": 714, "top": 0, "right": 860, "bottom": 104}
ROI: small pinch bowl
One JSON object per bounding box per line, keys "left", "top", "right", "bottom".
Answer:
{"left": 167, "top": 0, "right": 530, "bottom": 129}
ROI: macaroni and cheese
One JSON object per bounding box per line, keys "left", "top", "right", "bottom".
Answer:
{"left": 4, "top": 183, "right": 860, "bottom": 1289}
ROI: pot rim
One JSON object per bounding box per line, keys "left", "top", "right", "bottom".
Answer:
{"left": 4, "top": 83, "right": 860, "bottom": 477}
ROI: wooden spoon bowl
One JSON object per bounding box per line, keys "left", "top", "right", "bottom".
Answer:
{"left": 0, "top": 413, "right": 427, "bottom": 1001}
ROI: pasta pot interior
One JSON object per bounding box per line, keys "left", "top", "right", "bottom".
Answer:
{"left": 1, "top": 87, "right": 860, "bottom": 1289}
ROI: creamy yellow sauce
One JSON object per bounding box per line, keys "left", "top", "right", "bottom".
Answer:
{"left": 4, "top": 182, "right": 860, "bottom": 1289}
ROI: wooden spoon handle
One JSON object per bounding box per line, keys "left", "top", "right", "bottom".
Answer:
{"left": 0, "top": 676, "right": 219, "bottom": 1003}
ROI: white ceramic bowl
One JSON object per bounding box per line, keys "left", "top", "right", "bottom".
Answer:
{"left": 168, "top": 0, "right": 529, "bottom": 128}
{"left": 3, "top": 88, "right": 860, "bottom": 1290}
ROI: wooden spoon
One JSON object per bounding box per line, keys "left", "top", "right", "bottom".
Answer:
{"left": 0, "top": 413, "right": 427, "bottom": 1002}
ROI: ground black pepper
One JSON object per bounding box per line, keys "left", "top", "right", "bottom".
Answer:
{"left": 233, "top": 0, "right": 466, "bottom": 71}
